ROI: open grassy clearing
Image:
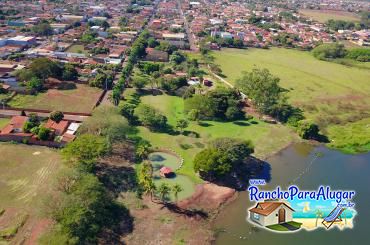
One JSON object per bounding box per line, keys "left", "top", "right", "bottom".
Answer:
{"left": 65, "top": 44, "right": 89, "bottom": 55}
{"left": 299, "top": 9, "right": 360, "bottom": 23}
{"left": 0, "top": 118, "right": 10, "bottom": 129}
{"left": 213, "top": 48, "right": 370, "bottom": 152}
{"left": 0, "top": 143, "right": 62, "bottom": 210}
{"left": 8, "top": 84, "right": 102, "bottom": 113}
{"left": 0, "top": 143, "right": 63, "bottom": 243}
{"left": 136, "top": 93, "right": 298, "bottom": 182}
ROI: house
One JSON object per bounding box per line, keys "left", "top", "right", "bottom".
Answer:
{"left": 249, "top": 201, "right": 294, "bottom": 227}
{"left": 145, "top": 48, "right": 169, "bottom": 62}
{"left": 44, "top": 119, "right": 69, "bottom": 136}
{"left": 160, "top": 167, "right": 174, "bottom": 178}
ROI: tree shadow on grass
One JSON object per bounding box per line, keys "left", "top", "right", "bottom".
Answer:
{"left": 95, "top": 163, "right": 138, "bottom": 197}
{"left": 198, "top": 121, "right": 213, "bottom": 127}
{"left": 316, "top": 134, "right": 330, "bottom": 143}
{"left": 233, "top": 121, "right": 250, "bottom": 126}
{"left": 98, "top": 202, "right": 134, "bottom": 244}
{"left": 161, "top": 202, "right": 208, "bottom": 219}
{"left": 183, "top": 130, "right": 200, "bottom": 138}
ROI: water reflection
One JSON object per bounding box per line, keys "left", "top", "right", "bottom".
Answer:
{"left": 213, "top": 143, "right": 370, "bottom": 244}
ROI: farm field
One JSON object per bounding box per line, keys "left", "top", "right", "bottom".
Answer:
{"left": 213, "top": 48, "right": 370, "bottom": 152}
{"left": 7, "top": 84, "right": 103, "bottom": 113}
{"left": 0, "top": 143, "right": 63, "bottom": 243}
{"left": 136, "top": 93, "right": 299, "bottom": 182}
{"left": 299, "top": 9, "right": 360, "bottom": 22}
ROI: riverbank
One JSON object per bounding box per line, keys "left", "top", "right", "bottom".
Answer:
{"left": 212, "top": 143, "right": 370, "bottom": 245}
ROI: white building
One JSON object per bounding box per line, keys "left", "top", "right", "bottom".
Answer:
{"left": 249, "top": 201, "right": 294, "bottom": 226}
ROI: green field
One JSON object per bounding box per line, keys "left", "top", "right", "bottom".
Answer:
{"left": 0, "top": 143, "right": 62, "bottom": 210}
{"left": 213, "top": 48, "right": 370, "bottom": 152}
{"left": 299, "top": 9, "right": 360, "bottom": 23}
{"left": 8, "top": 84, "right": 102, "bottom": 113}
{"left": 0, "top": 118, "right": 10, "bottom": 129}
{"left": 65, "top": 44, "right": 88, "bottom": 55}
{"left": 136, "top": 93, "right": 298, "bottom": 182}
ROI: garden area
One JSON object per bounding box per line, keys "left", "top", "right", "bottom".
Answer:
{"left": 124, "top": 88, "right": 298, "bottom": 183}
{"left": 213, "top": 48, "right": 370, "bottom": 153}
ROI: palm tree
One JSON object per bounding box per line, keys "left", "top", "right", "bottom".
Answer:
{"left": 157, "top": 183, "right": 171, "bottom": 203}
{"left": 136, "top": 144, "right": 150, "bottom": 160}
{"left": 315, "top": 209, "right": 324, "bottom": 227}
{"left": 172, "top": 184, "right": 183, "bottom": 203}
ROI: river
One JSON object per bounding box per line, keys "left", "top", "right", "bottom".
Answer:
{"left": 213, "top": 143, "right": 370, "bottom": 244}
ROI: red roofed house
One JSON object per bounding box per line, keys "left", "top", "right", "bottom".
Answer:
{"left": 44, "top": 119, "right": 69, "bottom": 136}
{"left": 160, "top": 166, "right": 174, "bottom": 178}
{"left": 249, "top": 201, "right": 294, "bottom": 226}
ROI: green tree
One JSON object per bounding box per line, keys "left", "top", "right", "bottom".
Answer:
{"left": 172, "top": 184, "right": 183, "bottom": 202}
{"left": 157, "top": 183, "right": 171, "bottom": 202}
{"left": 312, "top": 43, "right": 347, "bottom": 60}
{"left": 134, "top": 104, "right": 167, "bottom": 131}
{"left": 187, "top": 109, "right": 200, "bottom": 122}
{"left": 32, "top": 22, "right": 53, "bottom": 36}
{"left": 29, "top": 58, "right": 62, "bottom": 80}
{"left": 138, "top": 161, "right": 156, "bottom": 201}
{"left": 193, "top": 148, "right": 232, "bottom": 179}
{"left": 297, "top": 120, "right": 320, "bottom": 140}
{"left": 50, "top": 111, "right": 64, "bottom": 123}
{"left": 26, "top": 77, "right": 43, "bottom": 91}
{"left": 169, "top": 51, "right": 186, "bottom": 64}
{"left": 176, "top": 119, "right": 189, "bottom": 134}
{"left": 38, "top": 127, "right": 51, "bottom": 140}
{"left": 236, "top": 68, "right": 285, "bottom": 114}
{"left": 131, "top": 75, "right": 148, "bottom": 90}
{"left": 62, "top": 134, "right": 109, "bottom": 168}
{"left": 62, "top": 64, "right": 78, "bottom": 81}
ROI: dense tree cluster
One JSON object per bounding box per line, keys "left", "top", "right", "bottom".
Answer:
{"left": 134, "top": 104, "right": 168, "bottom": 131}
{"left": 194, "top": 138, "right": 254, "bottom": 180}
{"left": 312, "top": 43, "right": 347, "bottom": 60}
{"left": 185, "top": 87, "right": 244, "bottom": 121}
{"left": 15, "top": 58, "right": 78, "bottom": 92}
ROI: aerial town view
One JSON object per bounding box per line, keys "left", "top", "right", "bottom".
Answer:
{"left": 0, "top": 0, "right": 369, "bottom": 244}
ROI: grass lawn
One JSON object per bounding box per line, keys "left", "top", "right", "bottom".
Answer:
{"left": 266, "top": 221, "right": 302, "bottom": 231}
{"left": 299, "top": 9, "right": 360, "bottom": 23}
{"left": 65, "top": 44, "right": 88, "bottom": 55}
{"left": 0, "top": 118, "right": 10, "bottom": 129}
{"left": 266, "top": 224, "right": 290, "bottom": 231}
{"left": 136, "top": 93, "right": 298, "bottom": 182}
{"left": 0, "top": 143, "right": 62, "bottom": 210}
{"left": 8, "top": 84, "right": 102, "bottom": 113}
{"left": 213, "top": 48, "right": 370, "bottom": 152}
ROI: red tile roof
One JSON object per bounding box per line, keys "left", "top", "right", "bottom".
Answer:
{"left": 44, "top": 119, "right": 69, "bottom": 136}
{"left": 249, "top": 202, "right": 294, "bottom": 216}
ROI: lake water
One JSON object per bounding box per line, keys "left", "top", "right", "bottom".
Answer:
{"left": 213, "top": 143, "right": 370, "bottom": 244}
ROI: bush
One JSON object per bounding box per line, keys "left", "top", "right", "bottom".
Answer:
{"left": 297, "top": 120, "right": 320, "bottom": 140}
{"left": 134, "top": 104, "right": 167, "bottom": 131}
{"left": 38, "top": 127, "right": 51, "bottom": 140}
{"left": 50, "top": 111, "right": 64, "bottom": 123}
{"left": 312, "top": 43, "right": 347, "bottom": 60}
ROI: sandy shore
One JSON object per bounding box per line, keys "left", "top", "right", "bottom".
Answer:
{"left": 294, "top": 218, "right": 353, "bottom": 230}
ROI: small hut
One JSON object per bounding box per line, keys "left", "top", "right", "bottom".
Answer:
{"left": 160, "top": 167, "right": 174, "bottom": 178}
